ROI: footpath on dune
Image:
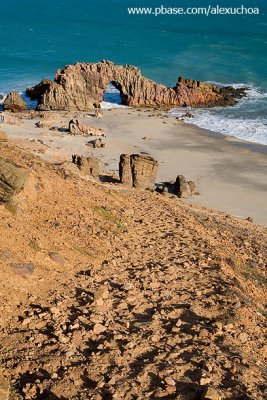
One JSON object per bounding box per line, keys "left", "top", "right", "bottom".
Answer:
{"left": 0, "top": 143, "right": 266, "bottom": 400}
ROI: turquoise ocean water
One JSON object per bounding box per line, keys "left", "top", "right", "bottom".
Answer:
{"left": 0, "top": 0, "right": 267, "bottom": 144}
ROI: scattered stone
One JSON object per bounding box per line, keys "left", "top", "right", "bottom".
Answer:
{"left": 35, "top": 121, "right": 53, "bottom": 129}
{"left": 69, "top": 323, "right": 79, "bottom": 331}
{"left": 50, "top": 307, "right": 60, "bottom": 316}
{"left": 182, "top": 112, "right": 194, "bottom": 118}
{"left": 201, "top": 387, "right": 221, "bottom": 400}
{"left": 93, "top": 323, "right": 107, "bottom": 335}
{"left": 72, "top": 155, "right": 99, "bottom": 178}
{"left": 200, "top": 377, "right": 212, "bottom": 386}
{"left": 21, "top": 317, "right": 32, "bottom": 326}
{"left": 0, "top": 250, "right": 13, "bottom": 260}
{"left": 86, "top": 138, "right": 105, "bottom": 148}
{"left": 58, "top": 334, "right": 69, "bottom": 344}
{"left": 0, "top": 157, "right": 28, "bottom": 203}
{"left": 49, "top": 252, "right": 65, "bottom": 265}
{"left": 3, "top": 92, "right": 27, "bottom": 113}
{"left": 93, "top": 286, "right": 109, "bottom": 305}
{"left": 165, "top": 377, "right": 176, "bottom": 386}
{"left": 11, "top": 263, "right": 34, "bottom": 277}
{"left": 165, "top": 385, "right": 176, "bottom": 394}
{"left": 238, "top": 332, "right": 248, "bottom": 343}
{"left": 175, "top": 175, "right": 198, "bottom": 198}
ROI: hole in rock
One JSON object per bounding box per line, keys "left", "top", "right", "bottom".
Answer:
{"left": 102, "top": 82, "right": 123, "bottom": 106}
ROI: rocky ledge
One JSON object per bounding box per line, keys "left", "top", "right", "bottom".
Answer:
{"left": 26, "top": 60, "right": 246, "bottom": 111}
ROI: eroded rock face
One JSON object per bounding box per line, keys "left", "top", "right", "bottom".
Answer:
{"left": 119, "top": 154, "right": 158, "bottom": 190}
{"left": 3, "top": 92, "right": 27, "bottom": 112}
{"left": 176, "top": 175, "right": 197, "bottom": 198}
{"left": 72, "top": 155, "right": 99, "bottom": 178}
{"left": 0, "top": 157, "right": 28, "bottom": 203}
{"left": 26, "top": 60, "right": 246, "bottom": 111}
{"left": 119, "top": 154, "right": 133, "bottom": 187}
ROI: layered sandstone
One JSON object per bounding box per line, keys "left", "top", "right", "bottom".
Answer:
{"left": 72, "top": 154, "right": 99, "bottom": 178}
{"left": 119, "top": 154, "right": 158, "bottom": 190}
{"left": 26, "top": 60, "right": 246, "bottom": 111}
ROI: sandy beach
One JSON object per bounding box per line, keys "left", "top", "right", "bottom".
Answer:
{"left": 2, "top": 108, "right": 267, "bottom": 226}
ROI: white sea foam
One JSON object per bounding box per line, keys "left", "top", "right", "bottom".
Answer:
{"left": 171, "top": 84, "right": 267, "bottom": 146}
{"left": 100, "top": 83, "right": 129, "bottom": 110}
{"left": 100, "top": 101, "right": 129, "bottom": 109}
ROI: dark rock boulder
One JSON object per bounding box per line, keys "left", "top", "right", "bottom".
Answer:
{"left": 3, "top": 92, "right": 27, "bottom": 112}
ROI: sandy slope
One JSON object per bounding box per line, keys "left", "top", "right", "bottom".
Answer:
{"left": 0, "top": 142, "right": 266, "bottom": 400}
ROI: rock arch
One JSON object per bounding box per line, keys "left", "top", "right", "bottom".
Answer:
{"left": 103, "top": 81, "right": 125, "bottom": 105}
{"left": 26, "top": 60, "right": 246, "bottom": 111}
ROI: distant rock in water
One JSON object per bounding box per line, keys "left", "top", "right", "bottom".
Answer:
{"left": 3, "top": 92, "right": 27, "bottom": 112}
{"left": 26, "top": 60, "right": 246, "bottom": 111}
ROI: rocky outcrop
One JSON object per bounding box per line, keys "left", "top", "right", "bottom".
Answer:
{"left": 0, "top": 157, "right": 28, "bottom": 203}
{"left": 119, "top": 154, "right": 133, "bottom": 187}
{"left": 26, "top": 60, "right": 246, "bottom": 111}
{"left": 119, "top": 154, "right": 158, "bottom": 190}
{"left": 72, "top": 155, "right": 99, "bottom": 178}
{"left": 69, "top": 119, "right": 105, "bottom": 136}
{"left": 3, "top": 92, "right": 27, "bottom": 112}
{"left": 175, "top": 175, "right": 198, "bottom": 198}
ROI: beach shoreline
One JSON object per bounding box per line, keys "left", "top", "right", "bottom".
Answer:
{"left": 1, "top": 107, "right": 267, "bottom": 226}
